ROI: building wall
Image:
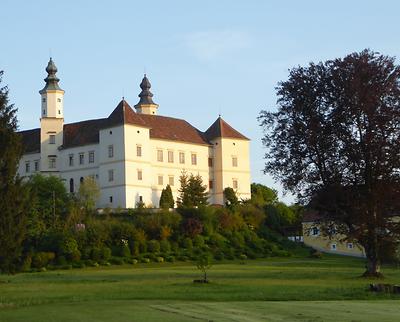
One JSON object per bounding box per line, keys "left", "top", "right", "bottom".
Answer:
{"left": 211, "top": 137, "right": 251, "bottom": 204}
{"left": 18, "top": 152, "right": 41, "bottom": 177}
{"left": 302, "top": 222, "right": 365, "bottom": 257}
{"left": 40, "top": 117, "right": 63, "bottom": 173}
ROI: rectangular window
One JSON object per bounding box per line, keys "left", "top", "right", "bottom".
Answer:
{"left": 191, "top": 153, "right": 197, "bottom": 165}
{"left": 34, "top": 160, "right": 39, "bottom": 172}
{"left": 208, "top": 157, "right": 213, "bottom": 167}
{"left": 79, "top": 153, "right": 84, "bottom": 165}
{"left": 137, "top": 169, "right": 143, "bottom": 181}
{"left": 232, "top": 178, "right": 238, "bottom": 189}
{"left": 89, "top": 151, "right": 95, "bottom": 163}
{"left": 49, "top": 135, "right": 56, "bottom": 144}
{"left": 108, "top": 169, "right": 114, "bottom": 182}
{"left": 109, "top": 196, "right": 113, "bottom": 203}
{"left": 108, "top": 145, "right": 114, "bottom": 158}
{"left": 49, "top": 158, "right": 56, "bottom": 169}
{"left": 25, "top": 162, "right": 30, "bottom": 173}
{"left": 232, "top": 156, "right": 238, "bottom": 167}
{"left": 311, "top": 227, "right": 320, "bottom": 236}
{"left": 69, "top": 154, "right": 74, "bottom": 166}
{"left": 330, "top": 243, "right": 337, "bottom": 251}
{"left": 169, "top": 176, "right": 174, "bottom": 186}
{"left": 136, "top": 145, "right": 142, "bottom": 157}
{"left": 347, "top": 243, "right": 353, "bottom": 249}
{"left": 209, "top": 180, "right": 213, "bottom": 189}
{"left": 168, "top": 150, "right": 174, "bottom": 163}
{"left": 158, "top": 175, "right": 163, "bottom": 185}
{"left": 179, "top": 152, "right": 185, "bottom": 164}
{"left": 157, "top": 149, "right": 163, "bottom": 162}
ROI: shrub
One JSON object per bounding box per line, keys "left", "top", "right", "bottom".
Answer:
{"left": 147, "top": 240, "right": 161, "bottom": 253}
{"left": 160, "top": 240, "right": 171, "bottom": 253}
{"left": 141, "top": 257, "right": 151, "bottom": 263}
{"left": 109, "top": 257, "right": 124, "bottom": 265}
{"left": 72, "top": 262, "right": 86, "bottom": 269}
{"left": 166, "top": 256, "right": 175, "bottom": 263}
{"left": 56, "top": 255, "right": 67, "bottom": 266}
{"left": 21, "top": 256, "right": 32, "bottom": 272}
{"left": 119, "top": 245, "right": 131, "bottom": 258}
{"left": 101, "top": 247, "right": 112, "bottom": 261}
{"left": 182, "top": 238, "right": 193, "bottom": 251}
{"left": 90, "top": 247, "right": 102, "bottom": 262}
{"left": 32, "top": 252, "right": 55, "bottom": 268}
{"left": 310, "top": 249, "right": 323, "bottom": 259}
{"left": 156, "top": 256, "right": 164, "bottom": 263}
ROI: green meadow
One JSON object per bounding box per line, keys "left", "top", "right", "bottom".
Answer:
{"left": 1, "top": 256, "right": 399, "bottom": 322}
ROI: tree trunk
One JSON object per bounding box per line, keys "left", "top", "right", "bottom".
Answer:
{"left": 363, "top": 257, "right": 382, "bottom": 278}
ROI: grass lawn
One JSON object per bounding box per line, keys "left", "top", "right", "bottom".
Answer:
{"left": 0, "top": 255, "right": 399, "bottom": 321}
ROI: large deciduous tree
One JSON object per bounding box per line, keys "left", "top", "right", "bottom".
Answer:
{"left": 0, "top": 71, "right": 30, "bottom": 274}
{"left": 259, "top": 50, "right": 400, "bottom": 277}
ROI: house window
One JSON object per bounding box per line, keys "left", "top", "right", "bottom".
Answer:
{"left": 80, "top": 177, "right": 84, "bottom": 184}
{"left": 157, "top": 149, "right": 163, "bottom": 162}
{"left": 179, "top": 152, "right": 185, "bottom": 164}
{"left": 330, "top": 243, "right": 337, "bottom": 251}
{"left": 34, "top": 160, "right": 39, "bottom": 172}
{"left": 232, "top": 156, "right": 238, "bottom": 167}
{"left": 209, "top": 180, "right": 213, "bottom": 189}
{"left": 89, "top": 151, "right": 95, "bottom": 163}
{"left": 311, "top": 227, "right": 320, "bottom": 236}
{"left": 191, "top": 153, "right": 197, "bottom": 165}
{"left": 49, "top": 157, "right": 56, "bottom": 169}
{"left": 109, "top": 196, "right": 113, "bottom": 203}
{"left": 158, "top": 175, "right": 163, "bottom": 185}
{"left": 69, "top": 178, "right": 74, "bottom": 193}
{"left": 43, "top": 109, "right": 46, "bottom": 116}
{"left": 347, "top": 243, "right": 354, "bottom": 249}
{"left": 69, "top": 154, "right": 74, "bottom": 166}
{"left": 57, "top": 98, "right": 62, "bottom": 103}
{"left": 108, "top": 145, "right": 114, "bottom": 158}
{"left": 79, "top": 153, "right": 84, "bottom": 165}
{"left": 137, "top": 169, "right": 143, "bottom": 181}
{"left": 58, "top": 110, "right": 61, "bottom": 115}
{"left": 42, "top": 98, "right": 46, "bottom": 103}
{"left": 136, "top": 145, "right": 142, "bottom": 157}
{"left": 208, "top": 157, "right": 213, "bottom": 167}
{"left": 232, "top": 178, "right": 238, "bottom": 189}
{"left": 168, "top": 151, "right": 174, "bottom": 163}
{"left": 108, "top": 169, "right": 114, "bottom": 182}
{"left": 49, "top": 135, "right": 56, "bottom": 144}
{"left": 169, "top": 176, "right": 174, "bottom": 186}
{"left": 25, "top": 162, "right": 30, "bottom": 173}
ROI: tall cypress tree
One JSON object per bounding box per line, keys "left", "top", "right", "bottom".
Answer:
{"left": 159, "top": 184, "right": 174, "bottom": 209}
{"left": 0, "top": 71, "right": 30, "bottom": 274}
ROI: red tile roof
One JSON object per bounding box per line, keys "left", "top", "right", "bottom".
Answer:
{"left": 204, "top": 116, "right": 249, "bottom": 141}
{"left": 18, "top": 100, "right": 249, "bottom": 151}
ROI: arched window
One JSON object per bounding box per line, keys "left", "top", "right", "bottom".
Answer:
{"left": 69, "top": 178, "right": 74, "bottom": 193}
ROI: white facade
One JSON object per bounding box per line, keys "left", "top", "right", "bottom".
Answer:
{"left": 18, "top": 59, "right": 251, "bottom": 208}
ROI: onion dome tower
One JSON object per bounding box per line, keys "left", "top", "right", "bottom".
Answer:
{"left": 134, "top": 74, "right": 159, "bottom": 115}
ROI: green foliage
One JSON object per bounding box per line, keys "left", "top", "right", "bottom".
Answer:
{"left": 265, "top": 202, "right": 296, "bottom": 233}
{"left": 177, "top": 171, "right": 208, "bottom": 208}
{"left": 250, "top": 183, "right": 278, "bottom": 207}
{"left": 76, "top": 176, "right": 100, "bottom": 214}
{"left": 196, "top": 252, "right": 212, "bottom": 281}
{"left": 32, "top": 252, "right": 55, "bottom": 268}
{"left": 223, "top": 187, "right": 239, "bottom": 207}
{"left": 0, "top": 71, "right": 30, "bottom": 274}
{"left": 159, "top": 184, "right": 174, "bottom": 209}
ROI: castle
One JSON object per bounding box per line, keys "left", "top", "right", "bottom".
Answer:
{"left": 17, "top": 59, "right": 251, "bottom": 208}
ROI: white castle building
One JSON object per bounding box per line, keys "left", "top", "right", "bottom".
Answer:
{"left": 17, "top": 59, "right": 251, "bottom": 208}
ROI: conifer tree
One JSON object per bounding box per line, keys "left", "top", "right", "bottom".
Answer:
{"left": 0, "top": 71, "right": 30, "bottom": 274}
{"left": 159, "top": 184, "right": 174, "bottom": 209}
{"left": 177, "top": 171, "right": 208, "bottom": 208}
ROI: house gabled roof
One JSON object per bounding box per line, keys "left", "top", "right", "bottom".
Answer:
{"left": 18, "top": 128, "right": 41, "bottom": 153}
{"left": 204, "top": 116, "right": 249, "bottom": 141}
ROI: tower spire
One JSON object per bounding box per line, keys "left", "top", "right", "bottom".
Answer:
{"left": 134, "top": 74, "right": 159, "bottom": 115}
{"left": 39, "top": 58, "right": 63, "bottom": 93}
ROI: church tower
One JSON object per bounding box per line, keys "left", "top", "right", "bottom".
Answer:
{"left": 134, "top": 74, "right": 159, "bottom": 115}
{"left": 39, "top": 58, "right": 64, "bottom": 173}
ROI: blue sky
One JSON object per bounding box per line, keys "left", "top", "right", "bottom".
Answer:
{"left": 2, "top": 0, "right": 400, "bottom": 203}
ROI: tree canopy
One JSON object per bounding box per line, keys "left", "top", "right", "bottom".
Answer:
{"left": 177, "top": 171, "right": 208, "bottom": 208}
{"left": 259, "top": 49, "right": 400, "bottom": 276}
{"left": 159, "top": 184, "right": 174, "bottom": 209}
{"left": 0, "top": 71, "right": 30, "bottom": 273}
